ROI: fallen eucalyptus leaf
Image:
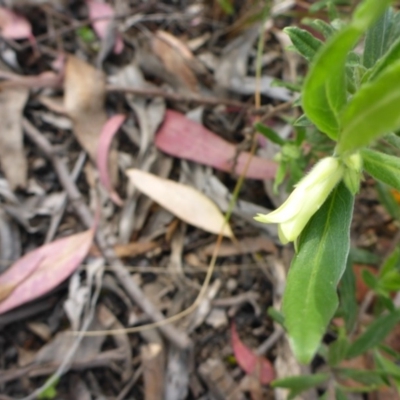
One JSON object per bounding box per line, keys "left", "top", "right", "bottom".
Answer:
{"left": 126, "top": 169, "right": 233, "bottom": 237}
{"left": 0, "top": 229, "right": 94, "bottom": 314}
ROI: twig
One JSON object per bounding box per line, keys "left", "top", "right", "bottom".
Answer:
{"left": 22, "top": 118, "right": 191, "bottom": 350}
{"left": 106, "top": 84, "right": 251, "bottom": 109}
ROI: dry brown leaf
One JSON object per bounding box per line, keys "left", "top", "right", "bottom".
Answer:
{"left": 63, "top": 55, "right": 118, "bottom": 185}
{"left": 64, "top": 55, "right": 106, "bottom": 161}
{"left": 0, "top": 88, "right": 28, "bottom": 189}
{"left": 152, "top": 30, "right": 198, "bottom": 92}
{"left": 126, "top": 169, "right": 233, "bottom": 237}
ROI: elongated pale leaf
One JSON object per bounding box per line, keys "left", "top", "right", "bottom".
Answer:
{"left": 126, "top": 169, "right": 233, "bottom": 237}
{"left": 0, "top": 229, "right": 94, "bottom": 314}
{"left": 303, "top": 0, "right": 392, "bottom": 139}
{"left": 361, "top": 149, "right": 400, "bottom": 193}
{"left": 282, "top": 183, "right": 354, "bottom": 364}
{"left": 363, "top": 8, "right": 392, "bottom": 68}
{"left": 155, "top": 111, "right": 277, "bottom": 180}
{"left": 231, "top": 322, "right": 275, "bottom": 384}
{"left": 97, "top": 114, "right": 125, "bottom": 206}
{"left": 339, "top": 61, "right": 400, "bottom": 153}
{"left": 346, "top": 309, "right": 400, "bottom": 359}
{"left": 0, "top": 87, "right": 28, "bottom": 189}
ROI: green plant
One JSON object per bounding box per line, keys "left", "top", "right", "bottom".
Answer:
{"left": 255, "top": 0, "right": 400, "bottom": 396}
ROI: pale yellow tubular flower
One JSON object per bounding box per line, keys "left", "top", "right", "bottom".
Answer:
{"left": 254, "top": 157, "right": 344, "bottom": 244}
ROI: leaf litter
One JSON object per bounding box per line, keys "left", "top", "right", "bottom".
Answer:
{"left": 0, "top": 1, "right": 365, "bottom": 399}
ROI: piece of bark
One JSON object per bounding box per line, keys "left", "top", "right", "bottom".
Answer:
{"left": 141, "top": 343, "right": 165, "bottom": 400}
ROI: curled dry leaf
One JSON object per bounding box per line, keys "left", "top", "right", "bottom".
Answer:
{"left": 0, "top": 7, "right": 32, "bottom": 40}
{"left": 0, "top": 229, "right": 94, "bottom": 315}
{"left": 97, "top": 114, "right": 126, "bottom": 206}
{"left": 0, "top": 87, "right": 28, "bottom": 190}
{"left": 231, "top": 321, "right": 275, "bottom": 385}
{"left": 152, "top": 30, "right": 198, "bottom": 92}
{"left": 86, "top": 0, "right": 124, "bottom": 54}
{"left": 64, "top": 55, "right": 107, "bottom": 162}
{"left": 155, "top": 111, "right": 277, "bottom": 180}
{"left": 126, "top": 169, "right": 233, "bottom": 237}
{"left": 64, "top": 55, "right": 118, "bottom": 184}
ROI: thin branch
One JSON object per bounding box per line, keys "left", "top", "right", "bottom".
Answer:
{"left": 106, "top": 84, "right": 252, "bottom": 109}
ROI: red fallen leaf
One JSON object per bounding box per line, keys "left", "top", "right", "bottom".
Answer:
{"left": 86, "top": 0, "right": 124, "bottom": 54}
{"left": 97, "top": 114, "right": 125, "bottom": 206}
{"left": 155, "top": 110, "right": 277, "bottom": 180}
{"left": 0, "top": 229, "right": 94, "bottom": 315}
{"left": 231, "top": 321, "right": 275, "bottom": 385}
{"left": 0, "top": 7, "right": 32, "bottom": 40}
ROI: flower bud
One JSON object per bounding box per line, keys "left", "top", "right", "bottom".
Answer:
{"left": 255, "top": 157, "right": 344, "bottom": 244}
{"left": 342, "top": 152, "right": 362, "bottom": 194}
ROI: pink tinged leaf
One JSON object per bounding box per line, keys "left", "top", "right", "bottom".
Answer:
{"left": 0, "top": 7, "right": 32, "bottom": 40}
{"left": 155, "top": 111, "right": 277, "bottom": 180}
{"left": 97, "top": 114, "right": 125, "bottom": 206}
{"left": 231, "top": 321, "right": 275, "bottom": 385}
{"left": 86, "top": 0, "right": 124, "bottom": 54}
{"left": 0, "top": 229, "right": 95, "bottom": 315}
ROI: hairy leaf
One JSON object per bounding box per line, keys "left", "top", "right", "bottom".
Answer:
{"left": 339, "top": 61, "right": 400, "bottom": 153}
{"left": 283, "top": 183, "right": 354, "bottom": 363}
{"left": 303, "top": 0, "right": 392, "bottom": 139}
{"left": 363, "top": 8, "right": 393, "bottom": 68}
{"left": 284, "top": 27, "right": 323, "bottom": 61}
{"left": 361, "top": 149, "right": 400, "bottom": 192}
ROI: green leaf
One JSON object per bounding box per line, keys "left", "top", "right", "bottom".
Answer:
{"left": 361, "top": 268, "right": 378, "bottom": 290}
{"left": 294, "top": 114, "right": 313, "bottom": 127}
{"left": 272, "top": 373, "right": 329, "bottom": 400}
{"left": 338, "top": 257, "right": 358, "bottom": 332}
{"left": 336, "top": 368, "right": 386, "bottom": 386}
{"left": 255, "top": 123, "right": 286, "bottom": 146}
{"left": 284, "top": 27, "right": 323, "bottom": 61}
{"left": 361, "top": 149, "right": 400, "bottom": 192}
{"left": 335, "top": 387, "right": 349, "bottom": 400}
{"left": 302, "top": 0, "right": 392, "bottom": 140}
{"left": 216, "top": 0, "right": 234, "bottom": 14}
{"left": 367, "top": 36, "right": 400, "bottom": 82}
{"left": 346, "top": 309, "right": 400, "bottom": 359}
{"left": 283, "top": 183, "right": 354, "bottom": 364}
{"left": 267, "top": 306, "right": 285, "bottom": 326}
{"left": 302, "top": 27, "right": 354, "bottom": 139}
{"left": 374, "top": 350, "right": 400, "bottom": 385}
{"left": 76, "top": 27, "right": 96, "bottom": 43}
{"left": 384, "top": 132, "right": 400, "bottom": 149}
{"left": 349, "top": 247, "right": 380, "bottom": 265}
{"left": 376, "top": 181, "right": 400, "bottom": 221}
{"left": 380, "top": 247, "right": 400, "bottom": 277}
{"left": 328, "top": 329, "right": 350, "bottom": 366}
{"left": 305, "top": 18, "right": 336, "bottom": 39}
{"left": 363, "top": 8, "right": 393, "bottom": 68}
{"left": 338, "top": 61, "right": 400, "bottom": 153}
